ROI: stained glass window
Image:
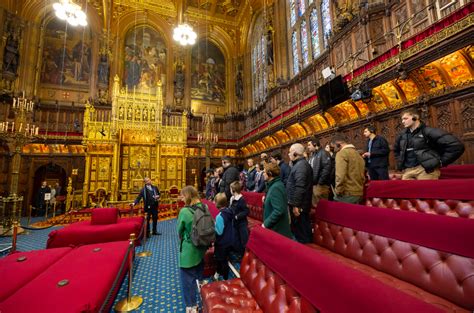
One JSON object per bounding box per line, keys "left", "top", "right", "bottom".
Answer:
{"left": 298, "top": 0, "right": 306, "bottom": 17}
{"left": 251, "top": 13, "right": 268, "bottom": 106}
{"left": 290, "top": 0, "right": 296, "bottom": 27}
{"left": 301, "top": 21, "right": 309, "bottom": 66}
{"left": 288, "top": 0, "right": 327, "bottom": 77}
{"left": 292, "top": 31, "right": 299, "bottom": 75}
{"left": 310, "top": 8, "right": 320, "bottom": 59}
{"left": 321, "top": 0, "right": 331, "bottom": 47}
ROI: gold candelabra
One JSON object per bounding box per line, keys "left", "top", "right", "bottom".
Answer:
{"left": 197, "top": 110, "right": 218, "bottom": 170}
{"left": 0, "top": 92, "right": 41, "bottom": 236}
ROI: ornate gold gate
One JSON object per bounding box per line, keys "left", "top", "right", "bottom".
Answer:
{"left": 81, "top": 76, "right": 187, "bottom": 207}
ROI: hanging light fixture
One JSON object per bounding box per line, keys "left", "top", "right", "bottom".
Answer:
{"left": 173, "top": 1, "right": 197, "bottom": 46}
{"left": 53, "top": 0, "right": 88, "bottom": 27}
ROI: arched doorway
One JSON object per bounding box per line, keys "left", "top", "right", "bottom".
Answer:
{"left": 31, "top": 163, "right": 67, "bottom": 208}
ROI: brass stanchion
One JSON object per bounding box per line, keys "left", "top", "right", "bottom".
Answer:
{"left": 136, "top": 220, "right": 152, "bottom": 258}
{"left": 27, "top": 205, "right": 32, "bottom": 227}
{"left": 114, "top": 233, "right": 143, "bottom": 312}
{"left": 11, "top": 221, "right": 18, "bottom": 254}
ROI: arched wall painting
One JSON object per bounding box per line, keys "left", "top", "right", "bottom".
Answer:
{"left": 191, "top": 40, "right": 226, "bottom": 103}
{"left": 123, "top": 25, "right": 167, "bottom": 94}
{"left": 41, "top": 18, "right": 92, "bottom": 88}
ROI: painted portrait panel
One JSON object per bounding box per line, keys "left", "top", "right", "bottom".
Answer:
{"left": 123, "top": 26, "right": 167, "bottom": 95}
{"left": 191, "top": 40, "right": 226, "bottom": 103}
{"left": 40, "top": 18, "right": 92, "bottom": 88}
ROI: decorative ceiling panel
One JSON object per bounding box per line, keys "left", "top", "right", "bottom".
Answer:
{"left": 275, "top": 130, "right": 290, "bottom": 142}
{"left": 417, "top": 64, "right": 446, "bottom": 92}
{"left": 304, "top": 116, "right": 321, "bottom": 131}
{"left": 371, "top": 90, "right": 388, "bottom": 111}
{"left": 438, "top": 52, "right": 473, "bottom": 86}
{"left": 378, "top": 82, "right": 403, "bottom": 108}
{"left": 394, "top": 79, "right": 420, "bottom": 102}
{"left": 352, "top": 100, "right": 370, "bottom": 117}
{"left": 319, "top": 114, "right": 332, "bottom": 127}
{"left": 338, "top": 101, "right": 359, "bottom": 121}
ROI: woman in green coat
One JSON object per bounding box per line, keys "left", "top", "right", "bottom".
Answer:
{"left": 262, "top": 163, "right": 293, "bottom": 239}
{"left": 177, "top": 186, "right": 207, "bottom": 313}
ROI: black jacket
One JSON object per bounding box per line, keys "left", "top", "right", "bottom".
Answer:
{"left": 134, "top": 185, "right": 160, "bottom": 211}
{"left": 308, "top": 149, "right": 332, "bottom": 186}
{"left": 365, "top": 135, "right": 390, "bottom": 168}
{"left": 246, "top": 167, "right": 256, "bottom": 191}
{"left": 394, "top": 123, "right": 465, "bottom": 172}
{"left": 221, "top": 165, "right": 240, "bottom": 200}
{"left": 279, "top": 160, "right": 290, "bottom": 186}
{"left": 286, "top": 157, "right": 313, "bottom": 210}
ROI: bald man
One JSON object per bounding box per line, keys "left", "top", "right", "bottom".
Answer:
{"left": 286, "top": 143, "right": 313, "bottom": 243}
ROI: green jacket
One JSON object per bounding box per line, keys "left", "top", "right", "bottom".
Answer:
{"left": 263, "top": 177, "right": 292, "bottom": 239}
{"left": 177, "top": 203, "right": 207, "bottom": 268}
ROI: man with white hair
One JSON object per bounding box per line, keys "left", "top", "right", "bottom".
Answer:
{"left": 286, "top": 143, "right": 313, "bottom": 243}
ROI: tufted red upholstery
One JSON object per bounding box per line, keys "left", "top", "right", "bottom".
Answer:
{"left": 312, "top": 220, "right": 474, "bottom": 311}
{"left": 365, "top": 198, "right": 474, "bottom": 218}
{"left": 203, "top": 247, "right": 217, "bottom": 277}
{"left": 201, "top": 250, "right": 317, "bottom": 313}
{"left": 248, "top": 204, "right": 263, "bottom": 221}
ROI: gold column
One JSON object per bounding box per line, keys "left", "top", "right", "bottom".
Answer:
{"left": 7, "top": 144, "right": 22, "bottom": 197}
{"left": 82, "top": 154, "right": 91, "bottom": 207}
{"left": 111, "top": 129, "right": 121, "bottom": 201}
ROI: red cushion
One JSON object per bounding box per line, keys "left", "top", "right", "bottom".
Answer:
{"left": 47, "top": 217, "right": 144, "bottom": 248}
{"left": 0, "top": 241, "right": 130, "bottom": 313}
{"left": 91, "top": 208, "right": 119, "bottom": 225}
{"left": 0, "top": 247, "right": 72, "bottom": 302}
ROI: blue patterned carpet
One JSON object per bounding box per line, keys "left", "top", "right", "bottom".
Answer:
{"left": 1, "top": 218, "right": 187, "bottom": 313}
{"left": 113, "top": 219, "right": 186, "bottom": 312}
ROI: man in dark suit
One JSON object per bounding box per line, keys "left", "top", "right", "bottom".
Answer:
{"left": 362, "top": 126, "right": 390, "bottom": 180}
{"left": 132, "top": 177, "right": 161, "bottom": 236}
{"left": 286, "top": 143, "right": 313, "bottom": 243}
{"left": 221, "top": 156, "right": 240, "bottom": 200}
{"left": 35, "top": 180, "right": 51, "bottom": 216}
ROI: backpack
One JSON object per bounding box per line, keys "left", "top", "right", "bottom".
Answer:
{"left": 189, "top": 203, "right": 215, "bottom": 247}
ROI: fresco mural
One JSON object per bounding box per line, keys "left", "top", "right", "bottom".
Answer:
{"left": 123, "top": 25, "right": 167, "bottom": 94}
{"left": 40, "top": 19, "right": 92, "bottom": 88}
{"left": 191, "top": 40, "right": 226, "bottom": 103}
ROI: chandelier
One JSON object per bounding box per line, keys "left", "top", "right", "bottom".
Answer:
{"left": 173, "top": 2, "right": 196, "bottom": 46}
{"left": 0, "top": 92, "right": 39, "bottom": 139}
{"left": 53, "top": 0, "right": 88, "bottom": 27}
{"left": 173, "top": 24, "right": 197, "bottom": 46}
{"left": 197, "top": 111, "right": 218, "bottom": 144}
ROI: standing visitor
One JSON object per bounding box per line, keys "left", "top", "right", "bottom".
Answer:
{"left": 177, "top": 186, "right": 208, "bottom": 313}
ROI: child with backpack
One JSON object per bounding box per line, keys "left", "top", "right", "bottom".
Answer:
{"left": 229, "top": 181, "right": 249, "bottom": 257}
{"left": 177, "top": 186, "right": 213, "bottom": 313}
{"left": 213, "top": 192, "right": 237, "bottom": 280}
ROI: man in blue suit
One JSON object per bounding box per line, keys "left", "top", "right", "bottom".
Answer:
{"left": 132, "top": 177, "right": 161, "bottom": 236}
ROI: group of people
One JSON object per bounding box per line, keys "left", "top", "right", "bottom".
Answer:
{"left": 34, "top": 181, "right": 62, "bottom": 217}
{"left": 114, "top": 108, "right": 466, "bottom": 313}
{"left": 203, "top": 108, "right": 465, "bottom": 244}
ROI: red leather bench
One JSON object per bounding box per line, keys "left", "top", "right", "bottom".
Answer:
{"left": 365, "top": 179, "right": 474, "bottom": 218}
{"left": 242, "top": 191, "right": 264, "bottom": 230}
{"left": 201, "top": 226, "right": 446, "bottom": 313}
{"left": 47, "top": 208, "right": 144, "bottom": 248}
{"left": 0, "top": 241, "right": 131, "bottom": 313}
{"left": 308, "top": 200, "right": 474, "bottom": 312}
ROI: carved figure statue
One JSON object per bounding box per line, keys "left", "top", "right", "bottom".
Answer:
{"left": 266, "top": 30, "right": 274, "bottom": 66}
{"left": 235, "top": 70, "right": 244, "bottom": 101}
{"left": 98, "top": 54, "right": 109, "bottom": 85}
{"left": 174, "top": 63, "right": 185, "bottom": 102}
{"left": 3, "top": 33, "right": 19, "bottom": 75}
